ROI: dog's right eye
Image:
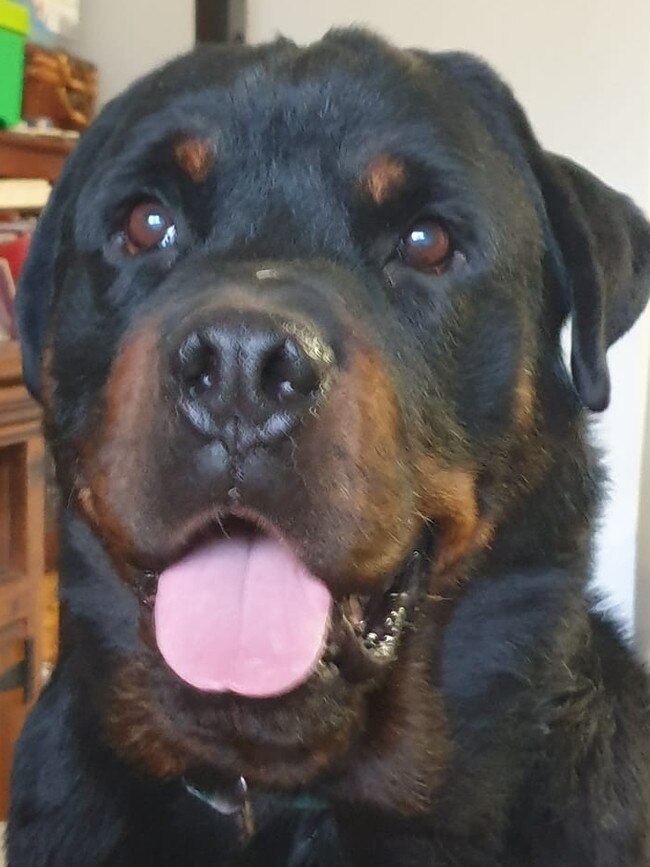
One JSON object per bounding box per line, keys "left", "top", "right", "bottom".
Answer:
{"left": 123, "top": 200, "right": 177, "bottom": 254}
{"left": 398, "top": 219, "right": 452, "bottom": 274}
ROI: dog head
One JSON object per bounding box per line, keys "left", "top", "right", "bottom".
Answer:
{"left": 18, "top": 31, "right": 650, "bottom": 812}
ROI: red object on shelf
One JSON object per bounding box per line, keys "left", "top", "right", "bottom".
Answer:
{"left": 0, "top": 231, "right": 31, "bottom": 281}
{"left": 0, "top": 258, "right": 16, "bottom": 339}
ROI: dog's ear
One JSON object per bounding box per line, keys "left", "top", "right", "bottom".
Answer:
{"left": 531, "top": 153, "right": 650, "bottom": 411}
{"left": 17, "top": 99, "right": 123, "bottom": 399}
{"left": 433, "top": 52, "right": 650, "bottom": 411}
{"left": 17, "top": 176, "right": 71, "bottom": 399}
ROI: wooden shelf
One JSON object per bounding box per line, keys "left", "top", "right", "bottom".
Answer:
{"left": 0, "top": 341, "right": 24, "bottom": 388}
{"left": 0, "top": 394, "right": 44, "bottom": 819}
{"left": 0, "top": 125, "right": 69, "bottom": 817}
{"left": 0, "top": 130, "right": 76, "bottom": 183}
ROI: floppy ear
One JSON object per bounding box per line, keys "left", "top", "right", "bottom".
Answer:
{"left": 17, "top": 176, "right": 72, "bottom": 398}
{"left": 531, "top": 153, "right": 650, "bottom": 411}
{"left": 433, "top": 51, "right": 650, "bottom": 411}
{"left": 17, "top": 98, "right": 124, "bottom": 399}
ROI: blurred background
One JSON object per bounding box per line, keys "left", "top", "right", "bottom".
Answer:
{"left": 1, "top": 0, "right": 649, "bottom": 823}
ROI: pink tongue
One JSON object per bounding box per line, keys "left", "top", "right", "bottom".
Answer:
{"left": 153, "top": 535, "right": 332, "bottom": 698}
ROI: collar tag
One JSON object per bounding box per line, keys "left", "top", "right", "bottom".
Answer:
{"left": 185, "top": 775, "right": 248, "bottom": 816}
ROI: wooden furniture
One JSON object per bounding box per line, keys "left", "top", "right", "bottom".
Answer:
{"left": 0, "top": 129, "right": 76, "bottom": 183}
{"left": 0, "top": 129, "right": 71, "bottom": 819}
{"left": 0, "top": 341, "right": 43, "bottom": 819}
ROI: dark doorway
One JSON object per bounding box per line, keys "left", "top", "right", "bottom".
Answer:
{"left": 195, "top": 0, "right": 247, "bottom": 43}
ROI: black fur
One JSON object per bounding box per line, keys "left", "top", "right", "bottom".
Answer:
{"left": 8, "top": 30, "right": 650, "bottom": 866}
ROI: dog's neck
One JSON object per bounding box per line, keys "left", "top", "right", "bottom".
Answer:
{"left": 479, "top": 412, "right": 600, "bottom": 583}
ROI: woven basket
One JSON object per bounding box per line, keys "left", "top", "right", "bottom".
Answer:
{"left": 22, "top": 43, "right": 97, "bottom": 131}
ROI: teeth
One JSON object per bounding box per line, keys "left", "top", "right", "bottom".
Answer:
{"left": 377, "top": 637, "right": 396, "bottom": 656}
{"left": 383, "top": 606, "right": 406, "bottom": 634}
{"left": 363, "top": 632, "right": 380, "bottom": 651}
{"left": 339, "top": 585, "right": 412, "bottom": 659}
{"left": 359, "top": 597, "right": 409, "bottom": 659}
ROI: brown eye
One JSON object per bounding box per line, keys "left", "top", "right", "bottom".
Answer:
{"left": 399, "top": 220, "right": 451, "bottom": 273}
{"left": 123, "top": 200, "right": 176, "bottom": 254}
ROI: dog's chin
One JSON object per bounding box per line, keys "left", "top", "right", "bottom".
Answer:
{"left": 108, "top": 514, "right": 433, "bottom": 790}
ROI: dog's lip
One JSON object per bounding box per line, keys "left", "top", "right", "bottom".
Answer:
{"left": 134, "top": 512, "right": 432, "bottom": 688}
{"left": 133, "top": 506, "right": 291, "bottom": 575}
{"left": 323, "top": 545, "right": 428, "bottom": 683}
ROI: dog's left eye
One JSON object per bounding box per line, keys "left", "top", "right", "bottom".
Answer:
{"left": 398, "top": 220, "right": 452, "bottom": 273}
{"left": 123, "top": 200, "right": 177, "bottom": 254}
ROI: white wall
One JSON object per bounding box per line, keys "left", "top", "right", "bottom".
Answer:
{"left": 250, "top": 0, "right": 650, "bottom": 647}
{"left": 65, "top": 0, "right": 194, "bottom": 107}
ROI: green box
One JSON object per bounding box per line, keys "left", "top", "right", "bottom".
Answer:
{"left": 0, "top": 1, "right": 30, "bottom": 127}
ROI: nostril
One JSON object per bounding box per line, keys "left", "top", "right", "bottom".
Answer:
{"left": 178, "top": 332, "right": 221, "bottom": 397}
{"left": 261, "top": 337, "right": 322, "bottom": 406}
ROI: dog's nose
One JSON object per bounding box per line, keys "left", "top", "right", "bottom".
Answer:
{"left": 174, "top": 311, "right": 334, "bottom": 448}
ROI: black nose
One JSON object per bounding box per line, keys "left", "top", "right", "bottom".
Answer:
{"left": 174, "top": 311, "right": 334, "bottom": 449}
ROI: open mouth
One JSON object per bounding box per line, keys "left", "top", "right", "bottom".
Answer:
{"left": 137, "top": 516, "right": 431, "bottom": 699}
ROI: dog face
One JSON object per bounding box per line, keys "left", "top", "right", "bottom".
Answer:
{"left": 18, "top": 31, "right": 650, "bottom": 810}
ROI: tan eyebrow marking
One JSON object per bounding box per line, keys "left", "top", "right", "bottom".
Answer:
{"left": 361, "top": 154, "right": 407, "bottom": 205}
{"left": 173, "top": 136, "right": 217, "bottom": 182}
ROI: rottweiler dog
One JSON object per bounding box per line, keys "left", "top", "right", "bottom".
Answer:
{"left": 7, "top": 29, "right": 650, "bottom": 867}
